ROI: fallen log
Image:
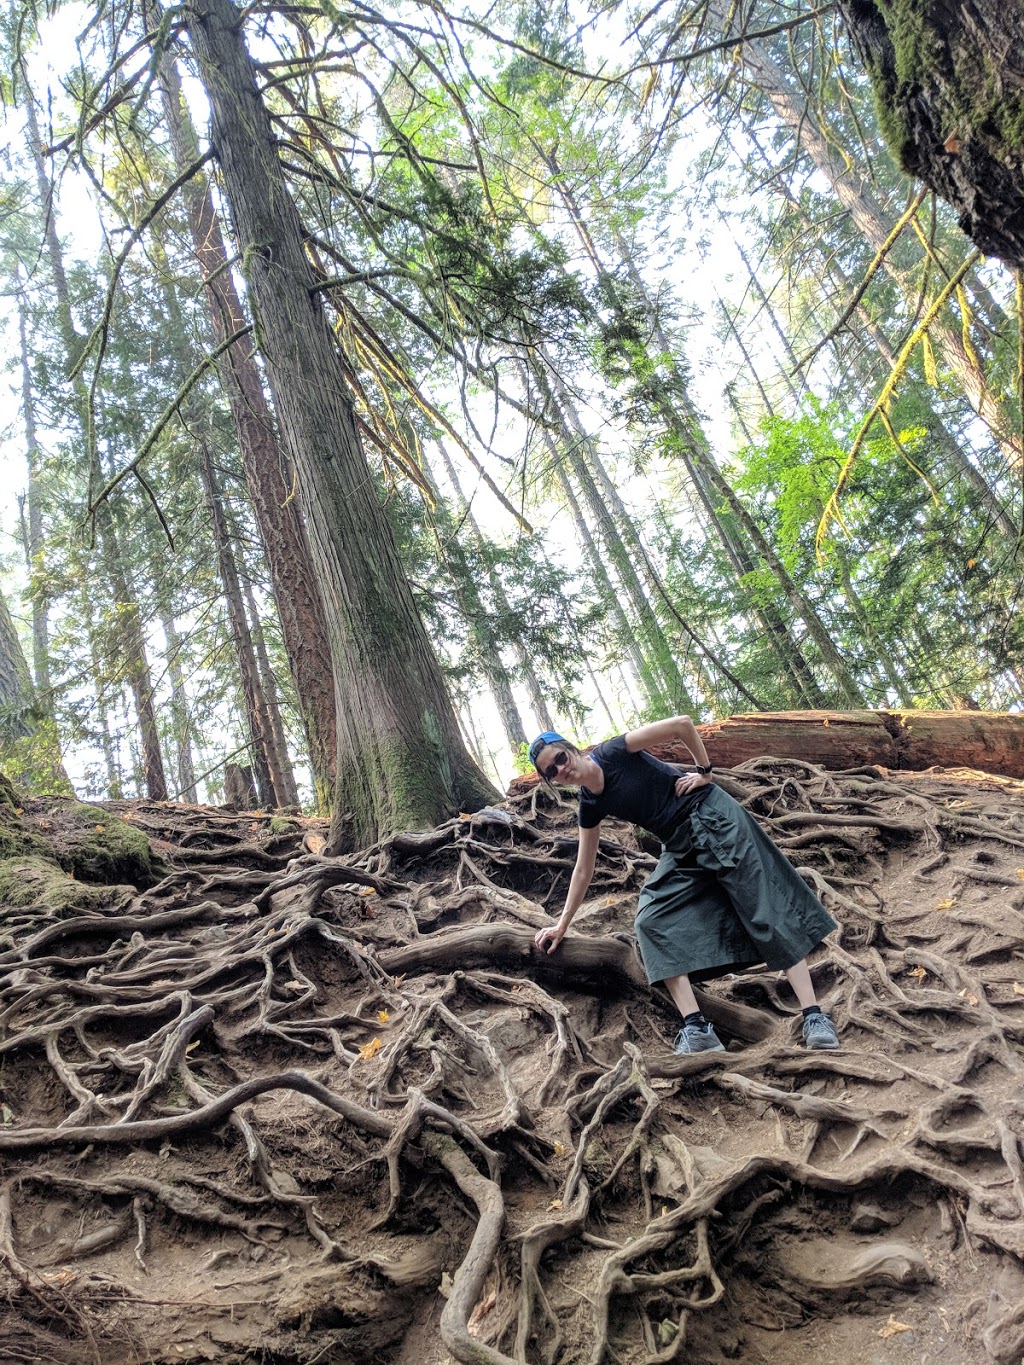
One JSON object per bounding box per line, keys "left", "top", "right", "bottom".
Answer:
{"left": 509, "top": 710, "right": 1024, "bottom": 788}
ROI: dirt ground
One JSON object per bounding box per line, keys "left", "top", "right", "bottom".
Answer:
{"left": 1, "top": 757, "right": 1024, "bottom": 1364}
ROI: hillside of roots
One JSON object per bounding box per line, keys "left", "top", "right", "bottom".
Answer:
{"left": 2, "top": 758, "right": 1024, "bottom": 1365}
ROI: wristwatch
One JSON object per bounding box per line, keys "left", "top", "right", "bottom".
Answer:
{"left": 694, "top": 764, "right": 713, "bottom": 775}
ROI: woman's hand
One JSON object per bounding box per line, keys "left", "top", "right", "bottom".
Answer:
{"left": 535, "top": 921, "right": 568, "bottom": 954}
{"left": 674, "top": 772, "right": 712, "bottom": 797}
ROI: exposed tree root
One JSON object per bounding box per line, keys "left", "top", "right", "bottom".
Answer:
{"left": 2, "top": 759, "right": 1024, "bottom": 1362}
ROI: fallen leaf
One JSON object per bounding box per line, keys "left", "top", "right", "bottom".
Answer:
{"left": 14, "top": 807, "right": 23, "bottom": 814}
{"left": 1012, "top": 983, "right": 1024, "bottom": 997}
{"left": 377, "top": 1009, "right": 391, "bottom": 1024}
{"left": 552, "top": 1140, "right": 565, "bottom": 1158}
{"left": 393, "top": 974, "right": 406, "bottom": 987}
{"left": 944, "top": 131, "right": 962, "bottom": 153}
{"left": 878, "top": 1313, "right": 912, "bottom": 1339}
{"left": 958, "top": 987, "right": 980, "bottom": 1006}
{"left": 907, "top": 965, "right": 927, "bottom": 981}
{"left": 358, "top": 1037, "right": 382, "bottom": 1060}
{"left": 468, "top": 1289, "right": 497, "bottom": 1335}
{"left": 1016, "top": 870, "right": 1024, "bottom": 881}
{"left": 95, "top": 823, "right": 105, "bottom": 832}
{"left": 822, "top": 718, "right": 830, "bottom": 727}
{"left": 966, "top": 557, "right": 976, "bottom": 568}
{"left": 185, "top": 1040, "right": 201, "bottom": 1053}
{"left": 43, "top": 1268, "right": 78, "bottom": 1288}
{"left": 546, "top": 1198, "right": 563, "bottom": 1211}
{"left": 934, "top": 898, "right": 956, "bottom": 910}
{"left": 357, "top": 886, "right": 376, "bottom": 897}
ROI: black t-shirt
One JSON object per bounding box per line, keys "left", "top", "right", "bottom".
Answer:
{"left": 578, "top": 734, "right": 711, "bottom": 841}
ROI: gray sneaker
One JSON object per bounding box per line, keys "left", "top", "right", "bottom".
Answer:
{"left": 802, "top": 1012, "right": 840, "bottom": 1050}
{"left": 673, "top": 1023, "right": 726, "bottom": 1055}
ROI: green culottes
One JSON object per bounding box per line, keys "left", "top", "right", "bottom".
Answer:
{"left": 634, "top": 783, "right": 837, "bottom": 984}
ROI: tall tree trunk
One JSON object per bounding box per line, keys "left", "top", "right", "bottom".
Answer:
{"left": 150, "top": 10, "right": 337, "bottom": 812}
{"left": 196, "top": 440, "right": 282, "bottom": 809}
{"left": 16, "top": 292, "right": 51, "bottom": 698}
{"left": 160, "top": 611, "right": 199, "bottom": 802}
{"left": 241, "top": 579, "right": 301, "bottom": 807}
{"left": 185, "top": 0, "right": 497, "bottom": 847}
{"left": 96, "top": 515, "right": 168, "bottom": 800}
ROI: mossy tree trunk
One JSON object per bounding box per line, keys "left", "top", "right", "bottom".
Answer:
{"left": 839, "top": 0, "right": 1024, "bottom": 271}
{"left": 185, "top": 0, "right": 497, "bottom": 846}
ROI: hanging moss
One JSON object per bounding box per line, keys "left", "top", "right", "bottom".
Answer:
{"left": 0, "top": 856, "right": 134, "bottom": 914}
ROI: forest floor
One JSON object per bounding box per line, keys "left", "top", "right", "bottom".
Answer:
{"left": 2, "top": 758, "right": 1024, "bottom": 1365}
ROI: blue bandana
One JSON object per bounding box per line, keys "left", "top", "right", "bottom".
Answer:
{"left": 529, "top": 731, "right": 567, "bottom": 769}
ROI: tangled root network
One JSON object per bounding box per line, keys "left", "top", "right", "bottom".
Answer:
{"left": 2, "top": 757, "right": 1024, "bottom": 1364}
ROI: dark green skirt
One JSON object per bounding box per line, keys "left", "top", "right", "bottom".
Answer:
{"left": 634, "top": 784, "right": 837, "bottom": 984}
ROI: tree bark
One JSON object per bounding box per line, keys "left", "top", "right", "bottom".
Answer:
{"left": 150, "top": 18, "right": 337, "bottom": 812}
{"left": 0, "top": 587, "right": 33, "bottom": 742}
{"left": 838, "top": 0, "right": 1024, "bottom": 270}
{"left": 185, "top": 0, "right": 497, "bottom": 847}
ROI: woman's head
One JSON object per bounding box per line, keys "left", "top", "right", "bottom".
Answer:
{"left": 529, "top": 731, "right": 580, "bottom": 784}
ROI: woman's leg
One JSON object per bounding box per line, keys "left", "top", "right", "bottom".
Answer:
{"left": 784, "top": 958, "right": 818, "bottom": 1009}
{"left": 664, "top": 973, "right": 700, "bottom": 1018}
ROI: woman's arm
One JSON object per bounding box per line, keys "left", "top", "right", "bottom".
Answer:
{"left": 625, "top": 715, "right": 710, "bottom": 765}
{"left": 624, "top": 715, "right": 713, "bottom": 796}
{"left": 534, "top": 823, "right": 601, "bottom": 954}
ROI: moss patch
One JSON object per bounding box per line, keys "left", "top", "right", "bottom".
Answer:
{"left": 55, "top": 804, "right": 165, "bottom": 886}
{"left": 0, "top": 856, "right": 134, "bottom": 914}
{"left": 269, "top": 815, "right": 298, "bottom": 835}
{"left": 0, "top": 776, "right": 51, "bottom": 861}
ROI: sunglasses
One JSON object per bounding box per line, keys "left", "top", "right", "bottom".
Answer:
{"left": 541, "top": 749, "right": 570, "bottom": 781}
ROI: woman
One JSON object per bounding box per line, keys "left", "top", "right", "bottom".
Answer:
{"left": 530, "top": 719, "right": 840, "bottom": 1053}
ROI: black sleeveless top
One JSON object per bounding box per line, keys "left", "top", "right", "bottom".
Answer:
{"left": 577, "top": 734, "right": 711, "bottom": 841}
